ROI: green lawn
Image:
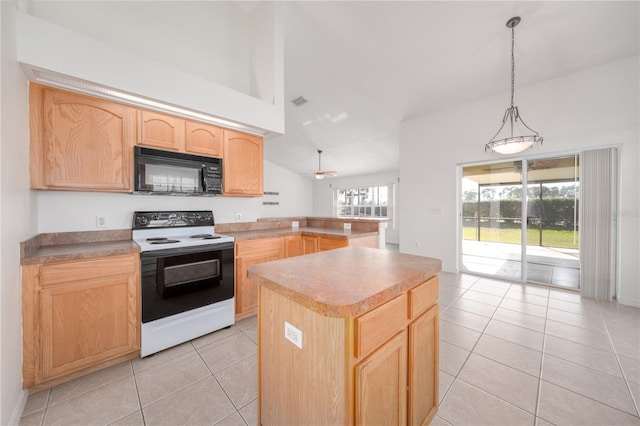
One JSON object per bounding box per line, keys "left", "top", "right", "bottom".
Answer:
{"left": 463, "top": 227, "right": 579, "bottom": 249}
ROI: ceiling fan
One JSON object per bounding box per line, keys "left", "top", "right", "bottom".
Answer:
{"left": 312, "top": 149, "right": 337, "bottom": 180}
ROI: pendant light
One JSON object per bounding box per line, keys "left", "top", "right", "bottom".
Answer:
{"left": 485, "top": 17, "right": 543, "bottom": 154}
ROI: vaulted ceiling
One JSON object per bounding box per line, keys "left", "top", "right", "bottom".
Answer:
{"left": 264, "top": 1, "right": 639, "bottom": 179}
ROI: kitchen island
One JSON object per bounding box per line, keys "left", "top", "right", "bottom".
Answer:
{"left": 248, "top": 246, "right": 442, "bottom": 426}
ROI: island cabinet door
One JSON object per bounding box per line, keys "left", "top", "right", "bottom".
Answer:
{"left": 354, "top": 331, "right": 408, "bottom": 426}
{"left": 408, "top": 304, "right": 439, "bottom": 426}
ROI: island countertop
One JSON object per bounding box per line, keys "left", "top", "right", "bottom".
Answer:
{"left": 247, "top": 246, "right": 442, "bottom": 318}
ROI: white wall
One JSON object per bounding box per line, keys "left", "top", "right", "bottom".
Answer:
{"left": 312, "top": 171, "right": 400, "bottom": 244}
{"left": 399, "top": 56, "right": 639, "bottom": 307}
{"left": 16, "top": 4, "right": 284, "bottom": 134}
{"left": 37, "top": 160, "right": 313, "bottom": 232}
{"left": 29, "top": 1, "right": 252, "bottom": 96}
{"left": 0, "top": 2, "right": 36, "bottom": 423}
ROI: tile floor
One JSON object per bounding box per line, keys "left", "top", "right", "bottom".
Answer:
{"left": 20, "top": 272, "right": 640, "bottom": 426}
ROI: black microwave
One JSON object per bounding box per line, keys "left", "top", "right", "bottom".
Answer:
{"left": 134, "top": 147, "right": 223, "bottom": 195}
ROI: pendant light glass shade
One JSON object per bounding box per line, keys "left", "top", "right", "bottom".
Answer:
{"left": 486, "top": 17, "right": 543, "bottom": 154}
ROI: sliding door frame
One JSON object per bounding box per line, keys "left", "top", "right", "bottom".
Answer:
{"left": 457, "top": 148, "right": 593, "bottom": 288}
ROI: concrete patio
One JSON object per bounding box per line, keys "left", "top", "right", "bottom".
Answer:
{"left": 462, "top": 240, "right": 580, "bottom": 289}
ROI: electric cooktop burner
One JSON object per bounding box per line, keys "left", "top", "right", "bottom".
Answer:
{"left": 193, "top": 235, "right": 221, "bottom": 240}
{"left": 149, "top": 239, "right": 180, "bottom": 244}
{"left": 147, "top": 237, "right": 170, "bottom": 241}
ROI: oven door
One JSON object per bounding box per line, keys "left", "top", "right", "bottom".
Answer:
{"left": 140, "top": 242, "right": 234, "bottom": 323}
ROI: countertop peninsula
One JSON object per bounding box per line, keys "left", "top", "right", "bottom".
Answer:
{"left": 247, "top": 246, "right": 442, "bottom": 317}
{"left": 252, "top": 246, "right": 442, "bottom": 425}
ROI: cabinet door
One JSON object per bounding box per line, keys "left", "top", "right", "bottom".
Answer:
{"left": 408, "top": 304, "right": 439, "bottom": 426}
{"left": 303, "top": 235, "right": 318, "bottom": 254}
{"left": 355, "top": 331, "right": 408, "bottom": 426}
{"left": 318, "top": 236, "right": 349, "bottom": 251}
{"left": 284, "top": 235, "right": 304, "bottom": 258}
{"left": 39, "top": 272, "right": 139, "bottom": 381}
{"left": 138, "top": 110, "right": 184, "bottom": 151}
{"left": 185, "top": 120, "right": 223, "bottom": 157}
{"left": 223, "top": 130, "right": 263, "bottom": 196}
{"left": 34, "top": 84, "right": 135, "bottom": 191}
{"left": 236, "top": 247, "right": 282, "bottom": 319}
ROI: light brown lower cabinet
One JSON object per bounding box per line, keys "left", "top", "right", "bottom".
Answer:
{"left": 355, "top": 331, "right": 408, "bottom": 425}
{"left": 317, "top": 235, "right": 349, "bottom": 251}
{"left": 283, "top": 235, "right": 304, "bottom": 258}
{"left": 22, "top": 253, "right": 140, "bottom": 389}
{"left": 302, "top": 235, "right": 318, "bottom": 254}
{"left": 235, "top": 238, "right": 284, "bottom": 320}
{"left": 259, "top": 275, "right": 440, "bottom": 425}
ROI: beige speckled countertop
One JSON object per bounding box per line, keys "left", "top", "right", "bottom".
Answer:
{"left": 21, "top": 230, "right": 140, "bottom": 265}
{"left": 223, "top": 226, "right": 378, "bottom": 242}
{"left": 247, "top": 246, "right": 442, "bottom": 318}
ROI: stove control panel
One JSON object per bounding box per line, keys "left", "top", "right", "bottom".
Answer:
{"left": 133, "top": 211, "right": 215, "bottom": 229}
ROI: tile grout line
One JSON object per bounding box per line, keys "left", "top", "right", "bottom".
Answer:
{"left": 596, "top": 300, "right": 640, "bottom": 419}
{"left": 130, "top": 358, "right": 148, "bottom": 426}
{"left": 538, "top": 301, "right": 640, "bottom": 420}
{"left": 437, "top": 278, "right": 480, "bottom": 405}
{"left": 440, "top": 279, "right": 517, "bottom": 416}
{"left": 192, "top": 332, "right": 251, "bottom": 422}
{"left": 39, "top": 389, "right": 51, "bottom": 426}
{"left": 534, "top": 287, "right": 551, "bottom": 425}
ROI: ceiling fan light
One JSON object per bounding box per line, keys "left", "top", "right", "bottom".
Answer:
{"left": 315, "top": 173, "right": 324, "bottom": 180}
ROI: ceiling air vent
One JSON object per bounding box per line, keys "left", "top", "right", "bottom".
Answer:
{"left": 291, "top": 96, "right": 308, "bottom": 107}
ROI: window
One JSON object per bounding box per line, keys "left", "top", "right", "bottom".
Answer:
{"left": 334, "top": 184, "right": 395, "bottom": 228}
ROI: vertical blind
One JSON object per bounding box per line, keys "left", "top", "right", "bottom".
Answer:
{"left": 580, "top": 148, "right": 618, "bottom": 301}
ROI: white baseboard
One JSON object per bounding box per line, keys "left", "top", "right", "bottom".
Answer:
{"left": 616, "top": 296, "right": 640, "bottom": 308}
{"left": 8, "top": 389, "right": 28, "bottom": 426}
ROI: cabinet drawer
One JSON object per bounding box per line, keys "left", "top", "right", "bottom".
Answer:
{"left": 236, "top": 237, "right": 283, "bottom": 256}
{"left": 40, "top": 254, "right": 137, "bottom": 287}
{"left": 356, "top": 293, "right": 407, "bottom": 358}
{"left": 409, "top": 276, "right": 439, "bottom": 320}
{"left": 317, "top": 236, "right": 348, "bottom": 251}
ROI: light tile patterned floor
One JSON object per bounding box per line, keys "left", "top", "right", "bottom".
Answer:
{"left": 20, "top": 272, "right": 640, "bottom": 426}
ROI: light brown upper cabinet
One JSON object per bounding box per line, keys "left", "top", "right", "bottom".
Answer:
{"left": 138, "top": 110, "right": 185, "bottom": 151}
{"left": 223, "top": 130, "right": 264, "bottom": 196}
{"left": 29, "top": 83, "right": 135, "bottom": 192}
{"left": 185, "top": 121, "right": 223, "bottom": 157}
{"left": 138, "top": 110, "right": 224, "bottom": 158}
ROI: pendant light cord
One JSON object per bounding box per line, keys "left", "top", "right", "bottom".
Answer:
{"left": 510, "top": 25, "right": 516, "bottom": 108}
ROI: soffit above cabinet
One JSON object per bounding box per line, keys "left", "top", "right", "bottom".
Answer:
{"left": 16, "top": 11, "right": 284, "bottom": 136}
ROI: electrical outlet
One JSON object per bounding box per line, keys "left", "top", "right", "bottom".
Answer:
{"left": 96, "top": 216, "right": 106, "bottom": 228}
{"left": 292, "top": 221, "right": 299, "bottom": 228}
{"left": 284, "top": 321, "right": 303, "bottom": 349}
{"left": 235, "top": 212, "right": 242, "bottom": 222}
{"left": 343, "top": 223, "right": 351, "bottom": 231}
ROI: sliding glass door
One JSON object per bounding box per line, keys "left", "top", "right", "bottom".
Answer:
{"left": 461, "top": 160, "right": 523, "bottom": 281}
{"left": 461, "top": 155, "right": 580, "bottom": 289}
